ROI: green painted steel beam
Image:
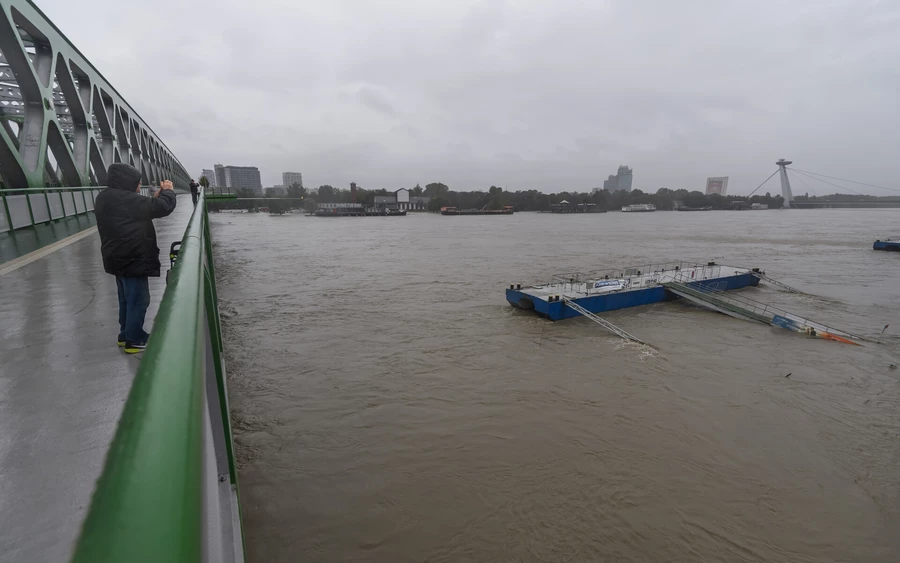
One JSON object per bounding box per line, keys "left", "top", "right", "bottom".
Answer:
{"left": 0, "top": 0, "right": 190, "bottom": 190}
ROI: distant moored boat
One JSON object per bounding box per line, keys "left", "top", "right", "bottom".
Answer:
{"left": 440, "top": 206, "right": 514, "bottom": 215}
{"left": 621, "top": 204, "right": 656, "bottom": 212}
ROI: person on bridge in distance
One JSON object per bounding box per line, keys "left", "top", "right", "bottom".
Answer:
{"left": 189, "top": 178, "right": 199, "bottom": 206}
{"left": 94, "top": 163, "right": 177, "bottom": 354}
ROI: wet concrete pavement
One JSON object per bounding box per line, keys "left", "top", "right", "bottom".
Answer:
{"left": 0, "top": 196, "right": 190, "bottom": 563}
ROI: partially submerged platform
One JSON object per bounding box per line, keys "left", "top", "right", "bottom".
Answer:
{"left": 506, "top": 260, "right": 868, "bottom": 346}
{"left": 507, "top": 261, "right": 760, "bottom": 321}
{"left": 873, "top": 238, "right": 900, "bottom": 251}
{"left": 0, "top": 198, "right": 191, "bottom": 562}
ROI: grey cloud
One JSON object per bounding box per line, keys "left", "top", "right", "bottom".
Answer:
{"left": 38, "top": 0, "right": 900, "bottom": 194}
{"left": 355, "top": 86, "right": 396, "bottom": 117}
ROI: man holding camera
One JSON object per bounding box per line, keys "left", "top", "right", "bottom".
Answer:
{"left": 94, "top": 163, "right": 177, "bottom": 353}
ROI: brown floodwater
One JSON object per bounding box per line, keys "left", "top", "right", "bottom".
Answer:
{"left": 212, "top": 209, "right": 900, "bottom": 562}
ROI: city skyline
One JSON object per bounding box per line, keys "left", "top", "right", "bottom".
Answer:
{"left": 598, "top": 165, "right": 634, "bottom": 193}
{"left": 201, "top": 165, "right": 307, "bottom": 191}
{"left": 43, "top": 0, "right": 900, "bottom": 197}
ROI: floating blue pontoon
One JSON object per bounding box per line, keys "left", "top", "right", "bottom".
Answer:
{"left": 506, "top": 261, "right": 760, "bottom": 321}
{"left": 874, "top": 238, "right": 900, "bottom": 251}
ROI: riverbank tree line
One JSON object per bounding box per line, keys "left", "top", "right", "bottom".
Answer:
{"left": 206, "top": 178, "right": 896, "bottom": 213}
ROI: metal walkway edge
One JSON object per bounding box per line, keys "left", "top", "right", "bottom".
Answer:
{"left": 661, "top": 281, "right": 773, "bottom": 325}
{"left": 562, "top": 298, "right": 647, "bottom": 345}
{"left": 661, "top": 280, "right": 869, "bottom": 344}
{"left": 751, "top": 272, "right": 806, "bottom": 294}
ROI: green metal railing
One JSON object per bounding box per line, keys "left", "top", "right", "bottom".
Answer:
{"left": 205, "top": 187, "right": 239, "bottom": 201}
{"left": 0, "top": 187, "right": 100, "bottom": 233}
{"left": 71, "top": 191, "right": 245, "bottom": 562}
{"left": 0, "top": 186, "right": 170, "bottom": 233}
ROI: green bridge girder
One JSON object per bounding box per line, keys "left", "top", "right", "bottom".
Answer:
{"left": 0, "top": 0, "right": 189, "bottom": 190}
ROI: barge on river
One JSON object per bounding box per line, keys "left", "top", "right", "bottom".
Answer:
{"left": 621, "top": 204, "right": 656, "bottom": 212}
{"left": 507, "top": 261, "right": 759, "bottom": 321}
{"left": 315, "top": 203, "right": 406, "bottom": 217}
{"left": 873, "top": 238, "right": 900, "bottom": 251}
{"left": 441, "top": 206, "right": 514, "bottom": 215}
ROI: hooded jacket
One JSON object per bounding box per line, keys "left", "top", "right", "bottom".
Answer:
{"left": 94, "top": 163, "right": 177, "bottom": 277}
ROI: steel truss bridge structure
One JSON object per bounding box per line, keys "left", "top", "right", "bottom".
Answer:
{"left": 0, "top": 0, "right": 188, "bottom": 191}
{"left": 0, "top": 2, "right": 244, "bottom": 562}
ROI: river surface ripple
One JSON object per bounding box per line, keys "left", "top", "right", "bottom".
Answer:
{"left": 212, "top": 209, "right": 900, "bottom": 563}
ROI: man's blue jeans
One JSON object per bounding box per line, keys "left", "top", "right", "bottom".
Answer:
{"left": 116, "top": 276, "right": 150, "bottom": 344}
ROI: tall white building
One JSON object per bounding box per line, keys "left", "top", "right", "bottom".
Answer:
{"left": 219, "top": 165, "right": 263, "bottom": 194}
{"left": 282, "top": 171, "right": 303, "bottom": 188}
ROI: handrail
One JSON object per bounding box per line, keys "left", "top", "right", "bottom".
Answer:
{"left": 0, "top": 186, "right": 190, "bottom": 234}
{"left": 1, "top": 186, "right": 170, "bottom": 192}
{"left": 1, "top": 185, "right": 102, "bottom": 233}
{"left": 71, "top": 190, "right": 244, "bottom": 562}
{"left": 1, "top": 186, "right": 98, "bottom": 192}
{"left": 662, "top": 278, "right": 869, "bottom": 342}
{"left": 562, "top": 297, "right": 648, "bottom": 345}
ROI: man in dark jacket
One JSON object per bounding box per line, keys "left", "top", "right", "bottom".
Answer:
{"left": 189, "top": 178, "right": 199, "bottom": 206}
{"left": 94, "top": 163, "right": 177, "bottom": 353}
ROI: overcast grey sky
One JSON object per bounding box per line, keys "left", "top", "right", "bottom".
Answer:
{"left": 40, "top": 0, "right": 900, "bottom": 194}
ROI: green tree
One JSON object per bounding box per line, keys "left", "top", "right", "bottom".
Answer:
{"left": 318, "top": 184, "right": 336, "bottom": 202}
{"left": 286, "top": 181, "right": 306, "bottom": 199}
{"left": 427, "top": 197, "right": 448, "bottom": 212}
{"left": 410, "top": 183, "right": 423, "bottom": 196}
{"left": 424, "top": 182, "right": 449, "bottom": 198}
{"left": 199, "top": 176, "right": 210, "bottom": 189}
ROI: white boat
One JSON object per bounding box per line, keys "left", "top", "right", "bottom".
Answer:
{"left": 621, "top": 204, "right": 656, "bottom": 212}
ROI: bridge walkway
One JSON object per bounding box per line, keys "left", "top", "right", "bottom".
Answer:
{"left": 0, "top": 197, "right": 192, "bottom": 562}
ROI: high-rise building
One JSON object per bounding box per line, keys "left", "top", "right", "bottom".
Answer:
{"left": 201, "top": 169, "right": 216, "bottom": 186}
{"left": 705, "top": 176, "right": 729, "bottom": 196}
{"left": 214, "top": 164, "right": 226, "bottom": 189}
{"left": 603, "top": 174, "right": 618, "bottom": 191}
{"left": 616, "top": 165, "right": 633, "bottom": 192}
{"left": 222, "top": 165, "right": 262, "bottom": 194}
{"left": 282, "top": 171, "right": 303, "bottom": 188}
{"left": 600, "top": 165, "right": 634, "bottom": 192}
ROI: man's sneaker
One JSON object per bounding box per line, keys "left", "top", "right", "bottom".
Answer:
{"left": 124, "top": 342, "right": 147, "bottom": 354}
{"left": 117, "top": 339, "right": 126, "bottom": 347}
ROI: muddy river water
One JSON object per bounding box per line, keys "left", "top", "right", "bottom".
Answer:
{"left": 212, "top": 209, "right": 900, "bottom": 562}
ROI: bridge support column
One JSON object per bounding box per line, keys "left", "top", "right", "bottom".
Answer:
{"left": 777, "top": 158, "right": 794, "bottom": 209}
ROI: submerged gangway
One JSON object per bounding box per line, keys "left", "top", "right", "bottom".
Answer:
{"left": 751, "top": 272, "right": 807, "bottom": 294}
{"left": 661, "top": 281, "right": 773, "bottom": 324}
{"left": 562, "top": 297, "right": 647, "bottom": 345}
{"left": 661, "top": 280, "right": 867, "bottom": 344}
